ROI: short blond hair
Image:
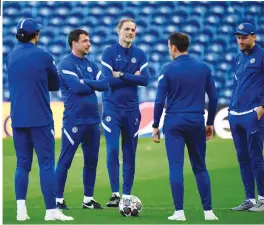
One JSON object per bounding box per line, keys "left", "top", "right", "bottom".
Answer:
{"left": 117, "top": 18, "right": 136, "bottom": 30}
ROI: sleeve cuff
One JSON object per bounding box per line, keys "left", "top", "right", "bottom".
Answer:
{"left": 152, "top": 123, "right": 159, "bottom": 128}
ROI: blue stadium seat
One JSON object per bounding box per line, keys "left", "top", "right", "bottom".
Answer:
{"left": 204, "top": 13, "right": 222, "bottom": 27}
{"left": 3, "top": 16, "right": 15, "bottom": 28}
{"left": 66, "top": 13, "right": 84, "bottom": 26}
{"left": 120, "top": 9, "right": 137, "bottom": 19}
{"left": 150, "top": 51, "right": 163, "bottom": 62}
{"left": 3, "top": 90, "right": 10, "bottom": 101}
{"left": 225, "top": 51, "right": 237, "bottom": 63}
{"left": 217, "top": 61, "right": 233, "bottom": 72}
{"left": 91, "top": 30, "right": 107, "bottom": 44}
{"left": 153, "top": 40, "right": 167, "bottom": 54}
{"left": 2, "top": 1, "right": 262, "bottom": 103}
{"left": 191, "top": 4, "right": 207, "bottom": 17}
{"left": 196, "top": 28, "right": 214, "bottom": 44}
{"left": 152, "top": 13, "right": 168, "bottom": 26}
{"left": 182, "top": 18, "right": 201, "bottom": 35}
{"left": 138, "top": 5, "right": 152, "bottom": 17}
{"left": 218, "top": 24, "right": 235, "bottom": 35}
{"left": 189, "top": 51, "right": 202, "bottom": 60}
{"left": 189, "top": 43, "right": 204, "bottom": 54}
{"left": 3, "top": 36, "right": 14, "bottom": 58}
{"left": 163, "top": 24, "right": 181, "bottom": 38}
{"left": 210, "top": 2, "right": 227, "bottom": 15}
{"left": 4, "top": 2, "right": 21, "bottom": 16}
{"left": 141, "top": 29, "right": 160, "bottom": 44}
{"left": 204, "top": 52, "right": 219, "bottom": 64}
{"left": 223, "top": 14, "right": 241, "bottom": 26}
{"left": 125, "top": 1, "right": 140, "bottom": 8}
{"left": 47, "top": 38, "right": 67, "bottom": 57}
{"left": 39, "top": 28, "right": 56, "bottom": 45}
{"left": 20, "top": 8, "right": 33, "bottom": 18}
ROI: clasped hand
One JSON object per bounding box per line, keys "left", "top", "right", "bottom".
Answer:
{"left": 112, "top": 71, "right": 141, "bottom": 78}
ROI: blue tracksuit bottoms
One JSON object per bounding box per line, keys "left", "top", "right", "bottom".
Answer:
{"left": 102, "top": 108, "right": 141, "bottom": 195}
{"left": 12, "top": 124, "right": 56, "bottom": 209}
{"left": 228, "top": 111, "right": 264, "bottom": 199}
{"left": 163, "top": 114, "right": 212, "bottom": 211}
{"left": 55, "top": 122, "right": 101, "bottom": 198}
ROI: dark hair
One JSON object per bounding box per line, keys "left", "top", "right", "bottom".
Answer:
{"left": 168, "top": 32, "right": 189, "bottom": 52}
{"left": 117, "top": 18, "right": 136, "bottom": 30}
{"left": 16, "top": 29, "right": 39, "bottom": 43}
{"left": 68, "top": 29, "right": 89, "bottom": 48}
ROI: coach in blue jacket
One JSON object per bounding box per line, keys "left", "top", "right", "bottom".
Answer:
{"left": 55, "top": 29, "right": 108, "bottom": 210}
{"left": 152, "top": 32, "right": 218, "bottom": 221}
{"left": 101, "top": 18, "right": 150, "bottom": 207}
{"left": 6, "top": 18, "right": 73, "bottom": 221}
{"left": 229, "top": 23, "right": 264, "bottom": 212}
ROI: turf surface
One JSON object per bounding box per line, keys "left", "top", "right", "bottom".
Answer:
{"left": 3, "top": 137, "right": 264, "bottom": 224}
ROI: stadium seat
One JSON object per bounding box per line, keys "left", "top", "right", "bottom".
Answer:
{"left": 2, "top": 1, "right": 262, "bottom": 103}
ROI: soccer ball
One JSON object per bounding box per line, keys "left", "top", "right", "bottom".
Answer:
{"left": 119, "top": 195, "right": 142, "bottom": 217}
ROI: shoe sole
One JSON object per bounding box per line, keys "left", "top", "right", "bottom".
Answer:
{"left": 83, "top": 207, "right": 104, "bottom": 209}
{"left": 17, "top": 218, "right": 30, "bottom": 221}
{"left": 248, "top": 209, "right": 264, "bottom": 212}
{"left": 106, "top": 205, "right": 119, "bottom": 208}
{"left": 44, "top": 217, "right": 74, "bottom": 221}
{"left": 17, "top": 216, "right": 30, "bottom": 221}
{"left": 168, "top": 216, "right": 186, "bottom": 221}
{"left": 82, "top": 204, "right": 104, "bottom": 209}
{"left": 168, "top": 218, "right": 186, "bottom": 221}
{"left": 231, "top": 208, "right": 251, "bottom": 211}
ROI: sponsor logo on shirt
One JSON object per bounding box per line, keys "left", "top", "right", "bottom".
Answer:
{"left": 72, "top": 127, "right": 78, "bottom": 133}
{"left": 87, "top": 67, "right": 93, "bottom": 72}
{"left": 131, "top": 58, "right": 137, "bottom": 63}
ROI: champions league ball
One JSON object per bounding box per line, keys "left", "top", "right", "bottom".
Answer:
{"left": 119, "top": 195, "right": 142, "bottom": 217}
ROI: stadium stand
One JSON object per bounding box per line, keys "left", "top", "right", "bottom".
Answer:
{"left": 3, "top": 1, "right": 264, "bottom": 104}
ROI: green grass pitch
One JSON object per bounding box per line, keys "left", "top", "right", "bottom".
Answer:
{"left": 3, "top": 137, "right": 264, "bottom": 224}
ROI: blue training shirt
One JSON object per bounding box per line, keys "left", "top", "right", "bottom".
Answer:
{"left": 6, "top": 42, "right": 59, "bottom": 128}
{"left": 101, "top": 43, "right": 150, "bottom": 111}
{"left": 229, "top": 44, "right": 264, "bottom": 112}
{"left": 154, "top": 55, "right": 218, "bottom": 126}
{"left": 59, "top": 53, "right": 108, "bottom": 125}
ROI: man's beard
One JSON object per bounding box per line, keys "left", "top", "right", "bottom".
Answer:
{"left": 240, "top": 45, "right": 252, "bottom": 51}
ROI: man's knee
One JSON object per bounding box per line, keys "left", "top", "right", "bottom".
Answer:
{"left": 17, "top": 156, "right": 32, "bottom": 171}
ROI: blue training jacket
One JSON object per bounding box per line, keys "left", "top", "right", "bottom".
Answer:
{"left": 6, "top": 42, "right": 59, "bottom": 128}
{"left": 59, "top": 53, "right": 108, "bottom": 125}
{"left": 229, "top": 44, "right": 264, "bottom": 112}
{"left": 154, "top": 55, "right": 218, "bottom": 126}
{"left": 101, "top": 43, "right": 150, "bottom": 111}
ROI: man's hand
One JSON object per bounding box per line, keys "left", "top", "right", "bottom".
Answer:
{"left": 206, "top": 125, "right": 214, "bottom": 141}
{"left": 256, "top": 106, "right": 264, "bottom": 120}
{"left": 134, "top": 70, "right": 141, "bottom": 76}
{"left": 112, "top": 71, "right": 120, "bottom": 78}
{"left": 152, "top": 128, "right": 160, "bottom": 143}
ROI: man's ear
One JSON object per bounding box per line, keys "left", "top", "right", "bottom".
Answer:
{"left": 172, "top": 45, "right": 178, "bottom": 53}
